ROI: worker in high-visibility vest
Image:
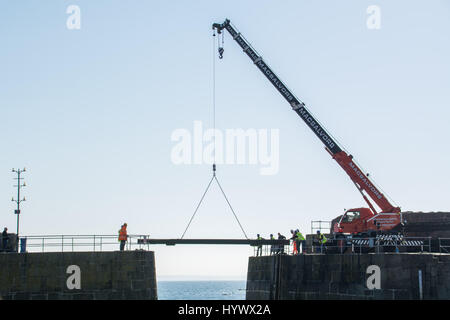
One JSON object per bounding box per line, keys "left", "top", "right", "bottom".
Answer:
{"left": 316, "top": 230, "right": 327, "bottom": 253}
{"left": 290, "top": 230, "right": 298, "bottom": 255}
{"left": 296, "top": 230, "right": 306, "bottom": 254}
{"left": 118, "top": 223, "right": 128, "bottom": 251}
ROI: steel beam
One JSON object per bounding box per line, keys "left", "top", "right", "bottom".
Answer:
{"left": 136, "top": 238, "right": 290, "bottom": 246}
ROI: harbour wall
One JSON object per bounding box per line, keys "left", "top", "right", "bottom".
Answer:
{"left": 0, "top": 251, "right": 157, "bottom": 300}
{"left": 246, "top": 253, "right": 450, "bottom": 300}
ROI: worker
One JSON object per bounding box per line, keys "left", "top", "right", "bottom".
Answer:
{"left": 296, "top": 229, "right": 306, "bottom": 254}
{"left": 316, "top": 230, "right": 327, "bottom": 253}
{"left": 277, "top": 232, "right": 286, "bottom": 254}
{"left": 118, "top": 223, "right": 128, "bottom": 251}
{"left": 2, "top": 227, "right": 8, "bottom": 252}
{"left": 290, "top": 229, "right": 298, "bottom": 255}
{"left": 256, "top": 234, "right": 263, "bottom": 256}
{"left": 269, "top": 234, "right": 276, "bottom": 255}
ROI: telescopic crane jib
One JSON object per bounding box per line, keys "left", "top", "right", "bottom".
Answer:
{"left": 212, "top": 19, "right": 402, "bottom": 237}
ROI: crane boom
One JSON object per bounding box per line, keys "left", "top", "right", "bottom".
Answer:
{"left": 213, "top": 19, "right": 400, "bottom": 215}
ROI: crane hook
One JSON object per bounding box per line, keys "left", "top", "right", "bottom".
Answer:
{"left": 218, "top": 47, "right": 224, "bottom": 59}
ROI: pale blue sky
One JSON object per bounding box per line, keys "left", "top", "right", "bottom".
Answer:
{"left": 1, "top": 1, "right": 449, "bottom": 279}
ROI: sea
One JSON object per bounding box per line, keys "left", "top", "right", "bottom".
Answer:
{"left": 157, "top": 281, "right": 247, "bottom": 300}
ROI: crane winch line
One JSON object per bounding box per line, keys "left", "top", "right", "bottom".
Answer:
{"left": 180, "top": 30, "right": 248, "bottom": 240}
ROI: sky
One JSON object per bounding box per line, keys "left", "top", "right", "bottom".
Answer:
{"left": 0, "top": 1, "right": 449, "bottom": 280}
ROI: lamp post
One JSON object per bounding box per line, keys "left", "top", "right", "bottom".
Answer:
{"left": 12, "top": 168, "right": 26, "bottom": 249}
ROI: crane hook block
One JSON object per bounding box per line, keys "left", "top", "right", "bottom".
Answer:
{"left": 218, "top": 47, "right": 224, "bottom": 59}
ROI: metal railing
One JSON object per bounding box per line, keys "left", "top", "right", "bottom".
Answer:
{"left": 12, "top": 234, "right": 450, "bottom": 255}
{"left": 310, "top": 221, "right": 331, "bottom": 235}
{"left": 439, "top": 238, "right": 450, "bottom": 253}
{"left": 18, "top": 234, "right": 153, "bottom": 253}
{"left": 328, "top": 236, "right": 433, "bottom": 255}
{"left": 254, "top": 243, "right": 291, "bottom": 257}
{"left": 253, "top": 236, "right": 438, "bottom": 256}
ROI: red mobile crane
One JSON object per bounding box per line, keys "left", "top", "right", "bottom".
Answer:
{"left": 212, "top": 19, "right": 402, "bottom": 237}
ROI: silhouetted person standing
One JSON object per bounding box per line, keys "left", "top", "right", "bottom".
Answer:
{"left": 2, "top": 228, "right": 8, "bottom": 252}
{"left": 270, "top": 234, "right": 275, "bottom": 255}
{"left": 256, "top": 234, "right": 263, "bottom": 256}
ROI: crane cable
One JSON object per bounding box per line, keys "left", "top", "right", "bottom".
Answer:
{"left": 180, "top": 30, "right": 248, "bottom": 240}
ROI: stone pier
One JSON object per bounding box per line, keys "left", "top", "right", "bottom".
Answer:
{"left": 0, "top": 251, "right": 157, "bottom": 300}
{"left": 246, "top": 253, "right": 450, "bottom": 300}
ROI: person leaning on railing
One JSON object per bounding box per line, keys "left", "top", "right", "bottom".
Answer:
{"left": 277, "top": 232, "right": 286, "bottom": 254}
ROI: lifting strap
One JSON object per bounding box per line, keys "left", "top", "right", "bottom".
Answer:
{"left": 180, "top": 165, "right": 249, "bottom": 240}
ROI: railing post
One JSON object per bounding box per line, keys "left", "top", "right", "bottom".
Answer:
{"left": 42, "top": 238, "right": 44, "bottom": 252}
{"left": 72, "top": 237, "right": 74, "bottom": 252}
{"left": 61, "top": 235, "right": 64, "bottom": 252}
{"left": 100, "top": 237, "right": 103, "bottom": 252}
{"left": 93, "top": 235, "right": 96, "bottom": 252}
